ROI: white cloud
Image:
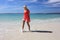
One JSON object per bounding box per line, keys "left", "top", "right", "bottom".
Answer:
{"left": 32, "top": 0, "right": 37, "bottom": 2}
{"left": 18, "top": 0, "right": 37, "bottom": 2}
{"left": 0, "top": 5, "right": 22, "bottom": 11}
{"left": 43, "top": 0, "right": 60, "bottom": 7}
{"left": 48, "top": 0, "right": 60, "bottom": 3}
{"left": 7, "top": 0, "right": 14, "bottom": 1}
{"left": 0, "top": 6, "right": 7, "bottom": 9}
{"left": 0, "top": 5, "right": 23, "bottom": 13}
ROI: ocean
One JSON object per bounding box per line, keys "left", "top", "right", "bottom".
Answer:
{"left": 0, "top": 13, "right": 60, "bottom": 22}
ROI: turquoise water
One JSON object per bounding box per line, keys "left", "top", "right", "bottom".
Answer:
{"left": 0, "top": 13, "right": 60, "bottom": 22}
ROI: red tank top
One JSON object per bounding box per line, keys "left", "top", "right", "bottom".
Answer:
{"left": 24, "top": 10, "right": 30, "bottom": 19}
{"left": 23, "top": 9, "right": 30, "bottom": 22}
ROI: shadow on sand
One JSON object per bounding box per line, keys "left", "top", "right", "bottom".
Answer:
{"left": 24, "top": 30, "right": 53, "bottom": 33}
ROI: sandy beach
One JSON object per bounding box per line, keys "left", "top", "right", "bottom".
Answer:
{"left": 0, "top": 19, "right": 60, "bottom": 40}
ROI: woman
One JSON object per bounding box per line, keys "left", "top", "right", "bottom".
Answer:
{"left": 22, "top": 5, "right": 30, "bottom": 32}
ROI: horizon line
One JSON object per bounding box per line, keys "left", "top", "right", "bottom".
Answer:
{"left": 0, "top": 13, "right": 60, "bottom": 14}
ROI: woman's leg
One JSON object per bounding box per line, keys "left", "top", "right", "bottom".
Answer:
{"left": 22, "top": 20, "right": 25, "bottom": 31}
{"left": 27, "top": 22, "right": 30, "bottom": 31}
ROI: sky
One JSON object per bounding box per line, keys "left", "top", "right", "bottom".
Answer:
{"left": 0, "top": 0, "right": 60, "bottom": 13}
